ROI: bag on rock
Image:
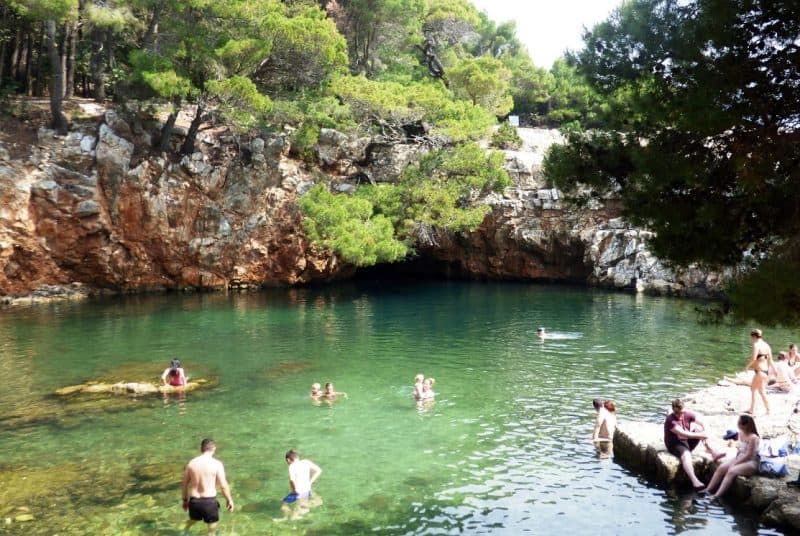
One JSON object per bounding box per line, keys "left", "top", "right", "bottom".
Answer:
{"left": 759, "top": 457, "right": 789, "bottom": 478}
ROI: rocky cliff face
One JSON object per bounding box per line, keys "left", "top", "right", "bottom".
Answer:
{"left": 418, "top": 129, "right": 724, "bottom": 297}
{"left": 0, "top": 103, "right": 723, "bottom": 300}
{"left": 0, "top": 105, "right": 347, "bottom": 299}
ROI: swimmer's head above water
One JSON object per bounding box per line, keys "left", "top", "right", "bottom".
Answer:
{"left": 536, "top": 327, "right": 546, "bottom": 338}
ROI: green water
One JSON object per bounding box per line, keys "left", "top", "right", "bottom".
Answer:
{"left": 0, "top": 282, "right": 792, "bottom": 535}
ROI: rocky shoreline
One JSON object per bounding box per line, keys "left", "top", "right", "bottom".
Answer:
{"left": 613, "top": 382, "right": 800, "bottom": 531}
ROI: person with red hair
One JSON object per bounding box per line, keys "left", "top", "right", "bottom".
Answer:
{"left": 592, "top": 398, "right": 617, "bottom": 442}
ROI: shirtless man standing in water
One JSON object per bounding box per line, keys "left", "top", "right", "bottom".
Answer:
{"left": 182, "top": 438, "right": 234, "bottom": 535}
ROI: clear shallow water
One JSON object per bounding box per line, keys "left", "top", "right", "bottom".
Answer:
{"left": 0, "top": 282, "right": 792, "bottom": 535}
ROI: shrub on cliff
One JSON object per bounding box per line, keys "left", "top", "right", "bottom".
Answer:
{"left": 300, "top": 142, "right": 510, "bottom": 265}
{"left": 490, "top": 121, "right": 523, "bottom": 150}
{"left": 299, "top": 184, "right": 409, "bottom": 266}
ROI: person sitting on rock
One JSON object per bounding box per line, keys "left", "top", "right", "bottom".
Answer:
{"left": 789, "top": 343, "right": 800, "bottom": 374}
{"left": 772, "top": 351, "right": 797, "bottom": 392}
{"left": 162, "top": 358, "right": 187, "bottom": 387}
{"left": 664, "top": 399, "right": 724, "bottom": 490}
{"left": 704, "top": 414, "right": 760, "bottom": 499}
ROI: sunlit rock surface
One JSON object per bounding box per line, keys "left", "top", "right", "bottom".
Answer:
{"left": 0, "top": 106, "right": 723, "bottom": 299}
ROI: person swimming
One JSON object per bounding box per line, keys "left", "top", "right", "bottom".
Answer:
{"left": 310, "top": 383, "right": 322, "bottom": 399}
{"left": 536, "top": 327, "right": 546, "bottom": 340}
{"left": 413, "top": 374, "right": 424, "bottom": 400}
{"left": 323, "top": 382, "right": 348, "bottom": 399}
{"left": 161, "top": 358, "right": 187, "bottom": 387}
{"left": 419, "top": 378, "right": 435, "bottom": 400}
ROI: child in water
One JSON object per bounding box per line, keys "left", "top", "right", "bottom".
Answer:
{"left": 420, "top": 378, "right": 435, "bottom": 400}
{"left": 413, "top": 374, "right": 424, "bottom": 399}
{"left": 324, "top": 382, "right": 348, "bottom": 399}
{"left": 310, "top": 383, "right": 322, "bottom": 399}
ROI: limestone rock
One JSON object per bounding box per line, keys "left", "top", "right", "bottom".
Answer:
{"left": 365, "top": 143, "right": 426, "bottom": 183}
{"left": 316, "top": 128, "right": 349, "bottom": 166}
{"left": 80, "top": 135, "right": 97, "bottom": 153}
{"left": 75, "top": 200, "right": 101, "bottom": 218}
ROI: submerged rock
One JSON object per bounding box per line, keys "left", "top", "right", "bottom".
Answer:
{"left": 56, "top": 377, "right": 215, "bottom": 396}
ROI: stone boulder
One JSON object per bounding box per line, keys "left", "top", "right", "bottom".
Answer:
{"left": 364, "top": 143, "right": 427, "bottom": 183}
{"left": 95, "top": 123, "right": 133, "bottom": 214}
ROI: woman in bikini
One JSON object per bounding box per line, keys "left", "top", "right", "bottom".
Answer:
{"left": 704, "top": 414, "right": 760, "bottom": 499}
{"left": 744, "top": 329, "right": 773, "bottom": 415}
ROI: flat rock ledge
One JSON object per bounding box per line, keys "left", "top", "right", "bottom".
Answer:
{"left": 614, "top": 384, "right": 800, "bottom": 532}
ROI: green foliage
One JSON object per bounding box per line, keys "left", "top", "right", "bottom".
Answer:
{"left": 299, "top": 184, "right": 409, "bottom": 266}
{"left": 206, "top": 76, "right": 272, "bottom": 131}
{"left": 546, "top": 59, "right": 605, "bottom": 125}
{"left": 290, "top": 123, "right": 320, "bottom": 162}
{"left": 727, "top": 246, "right": 800, "bottom": 326}
{"left": 422, "top": 0, "right": 480, "bottom": 48}
{"left": 85, "top": 3, "right": 136, "bottom": 30}
{"left": 10, "top": 0, "right": 78, "bottom": 22}
{"left": 330, "top": 75, "right": 494, "bottom": 140}
{"left": 505, "top": 54, "right": 553, "bottom": 116}
{"left": 255, "top": 5, "right": 347, "bottom": 92}
{"left": 129, "top": 50, "right": 195, "bottom": 99}
{"left": 491, "top": 121, "right": 522, "bottom": 150}
{"left": 300, "top": 142, "right": 510, "bottom": 266}
{"left": 447, "top": 55, "right": 513, "bottom": 116}
{"left": 334, "top": 0, "right": 426, "bottom": 75}
{"left": 545, "top": 0, "right": 800, "bottom": 323}
{"left": 215, "top": 39, "right": 273, "bottom": 77}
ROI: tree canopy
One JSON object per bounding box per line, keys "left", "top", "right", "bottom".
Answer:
{"left": 544, "top": 0, "right": 800, "bottom": 323}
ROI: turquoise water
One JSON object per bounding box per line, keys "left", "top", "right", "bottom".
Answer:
{"left": 0, "top": 282, "right": 792, "bottom": 535}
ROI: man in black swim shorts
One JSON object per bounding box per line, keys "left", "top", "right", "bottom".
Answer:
{"left": 188, "top": 496, "right": 220, "bottom": 524}
{"left": 182, "top": 438, "right": 234, "bottom": 535}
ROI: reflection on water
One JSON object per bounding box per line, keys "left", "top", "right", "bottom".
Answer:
{"left": 0, "top": 282, "right": 792, "bottom": 535}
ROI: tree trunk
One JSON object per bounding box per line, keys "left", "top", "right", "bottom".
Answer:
{"left": 142, "top": 0, "right": 165, "bottom": 51}
{"left": 90, "top": 27, "right": 105, "bottom": 101}
{"left": 0, "top": 39, "right": 6, "bottom": 93}
{"left": 64, "top": 20, "right": 77, "bottom": 98}
{"left": 46, "top": 20, "right": 68, "bottom": 134}
{"left": 180, "top": 102, "right": 205, "bottom": 155}
{"left": 10, "top": 27, "right": 21, "bottom": 82}
{"left": 24, "top": 29, "right": 34, "bottom": 95}
{"left": 159, "top": 96, "right": 181, "bottom": 152}
{"left": 0, "top": 6, "right": 8, "bottom": 91}
{"left": 35, "top": 25, "right": 48, "bottom": 97}
{"left": 60, "top": 22, "right": 69, "bottom": 98}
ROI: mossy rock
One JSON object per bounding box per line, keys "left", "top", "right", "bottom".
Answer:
{"left": 52, "top": 360, "right": 217, "bottom": 401}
